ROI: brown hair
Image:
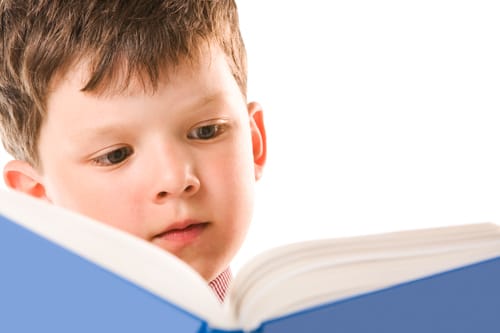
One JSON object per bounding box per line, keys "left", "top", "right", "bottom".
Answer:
{"left": 0, "top": 0, "right": 247, "bottom": 167}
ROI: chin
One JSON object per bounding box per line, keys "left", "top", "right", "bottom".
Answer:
{"left": 194, "top": 256, "right": 232, "bottom": 282}
{"left": 194, "top": 266, "right": 220, "bottom": 282}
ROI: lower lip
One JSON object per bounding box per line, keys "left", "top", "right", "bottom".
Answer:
{"left": 157, "top": 223, "right": 208, "bottom": 244}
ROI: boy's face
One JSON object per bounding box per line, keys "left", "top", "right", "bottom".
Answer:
{"left": 26, "top": 46, "right": 266, "bottom": 281}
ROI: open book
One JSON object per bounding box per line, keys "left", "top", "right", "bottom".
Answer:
{"left": 1, "top": 189, "right": 499, "bottom": 333}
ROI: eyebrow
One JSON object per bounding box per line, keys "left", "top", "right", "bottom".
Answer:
{"left": 181, "top": 91, "right": 228, "bottom": 113}
{"left": 72, "top": 91, "right": 230, "bottom": 141}
{"left": 70, "top": 123, "right": 131, "bottom": 144}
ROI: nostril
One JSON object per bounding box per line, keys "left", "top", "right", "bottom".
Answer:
{"left": 184, "top": 185, "right": 194, "bottom": 193}
{"left": 157, "top": 191, "right": 168, "bottom": 198}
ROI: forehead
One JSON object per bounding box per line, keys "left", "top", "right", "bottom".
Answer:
{"left": 49, "top": 43, "right": 232, "bottom": 99}
{"left": 39, "top": 43, "right": 248, "bottom": 159}
{"left": 45, "top": 44, "right": 244, "bottom": 121}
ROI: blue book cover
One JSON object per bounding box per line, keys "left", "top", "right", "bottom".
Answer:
{"left": 1, "top": 189, "right": 500, "bottom": 333}
{"left": 258, "top": 256, "right": 500, "bottom": 333}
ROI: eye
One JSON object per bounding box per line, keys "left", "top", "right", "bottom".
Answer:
{"left": 188, "top": 124, "right": 226, "bottom": 140}
{"left": 93, "top": 146, "right": 133, "bottom": 166}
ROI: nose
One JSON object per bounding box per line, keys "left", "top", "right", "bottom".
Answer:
{"left": 155, "top": 173, "right": 199, "bottom": 201}
{"left": 151, "top": 146, "right": 200, "bottom": 203}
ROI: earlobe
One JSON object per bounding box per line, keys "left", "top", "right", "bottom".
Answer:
{"left": 247, "top": 102, "right": 267, "bottom": 181}
{"left": 3, "top": 160, "right": 49, "bottom": 200}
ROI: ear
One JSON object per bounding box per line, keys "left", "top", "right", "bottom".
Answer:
{"left": 3, "top": 160, "right": 49, "bottom": 200}
{"left": 247, "top": 102, "right": 267, "bottom": 180}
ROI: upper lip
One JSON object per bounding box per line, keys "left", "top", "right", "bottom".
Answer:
{"left": 155, "top": 219, "right": 206, "bottom": 237}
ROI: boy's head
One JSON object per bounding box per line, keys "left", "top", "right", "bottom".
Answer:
{"left": 0, "top": 0, "right": 248, "bottom": 166}
{"left": 0, "top": 0, "right": 266, "bottom": 282}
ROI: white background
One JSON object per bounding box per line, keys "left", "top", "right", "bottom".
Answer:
{"left": 1, "top": 1, "right": 500, "bottom": 274}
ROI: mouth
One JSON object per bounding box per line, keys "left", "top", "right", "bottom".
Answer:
{"left": 153, "top": 221, "right": 210, "bottom": 244}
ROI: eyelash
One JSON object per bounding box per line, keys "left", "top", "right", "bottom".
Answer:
{"left": 187, "top": 123, "right": 228, "bottom": 140}
{"left": 92, "top": 146, "right": 133, "bottom": 166}
{"left": 90, "top": 122, "right": 227, "bottom": 166}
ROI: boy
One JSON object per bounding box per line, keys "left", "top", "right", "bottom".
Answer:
{"left": 0, "top": 0, "right": 266, "bottom": 302}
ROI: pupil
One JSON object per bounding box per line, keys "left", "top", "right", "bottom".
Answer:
{"left": 109, "top": 149, "right": 125, "bottom": 163}
{"left": 199, "top": 126, "right": 215, "bottom": 138}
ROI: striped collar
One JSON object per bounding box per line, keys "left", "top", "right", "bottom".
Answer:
{"left": 208, "top": 268, "right": 232, "bottom": 302}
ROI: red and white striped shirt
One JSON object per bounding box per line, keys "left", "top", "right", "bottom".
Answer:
{"left": 208, "top": 268, "right": 232, "bottom": 302}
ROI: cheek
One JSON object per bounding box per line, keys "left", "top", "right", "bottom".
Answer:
{"left": 208, "top": 143, "right": 255, "bottom": 190}
{"left": 205, "top": 149, "right": 256, "bottom": 214}
{"left": 44, "top": 168, "right": 146, "bottom": 235}
{"left": 83, "top": 183, "right": 148, "bottom": 232}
